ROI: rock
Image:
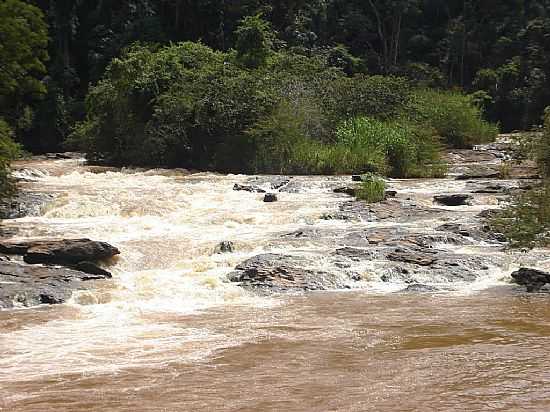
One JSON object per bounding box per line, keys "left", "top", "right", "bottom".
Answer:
{"left": 0, "top": 192, "right": 55, "bottom": 219}
{"left": 233, "top": 183, "right": 266, "bottom": 193}
{"left": 511, "top": 268, "right": 550, "bottom": 292}
{"left": 228, "top": 254, "right": 358, "bottom": 292}
{"left": 0, "top": 239, "right": 120, "bottom": 265}
{"left": 74, "top": 261, "right": 112, "bottom": 278}
{"left": 403, "top": 284, "right": 439, "bottom": 293}
{"left": 387, "top": 248, "right": 437, "bottom": 266}
{"left": 434, "top": 194, "right": 472, "bottom": 206}
{"left": 0, "top": 261, "right": 111, "bottom": 308}
{"left": 455, "top": 168, "right": 500, "bottom": 180}
{"left": 333, "top": 186, "right": 357, "bottom": 196}
{"left": 384, "top": 190, "right": 397, "bottom": 198}
{"left": 469, "top": 182, "right": 512, "bottom": 194}
{"left": 352, "top": 175, "right": 363, "bottom": 182}
{"left": 263, "top": 193, "right": 278, "bottom": 202}
{"left": 214, "top": 241, "right": 235, "bottom": 254}
{"left": 436, "top": 223, "right": 473, "bottom": 238}
{"left": 333, "top": 247, "right": 375, "bottom": 261}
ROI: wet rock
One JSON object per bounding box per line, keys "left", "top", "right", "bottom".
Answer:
{"left": 0, "top": 192, "right": 55, "bottom": 219}
{"left": 434, "top": 194, "right": 472, "bottom": 206}
{"left": 74, "top": 261, "right": 112, "bottom": 278}
{"left": 214, "top": 241, "right": 235, "bottom": 254}
{"left": 333, "top": 247, "right": 375, "bottom": 261}
{"left": 456, "top": 167, "right": 500, "bottom": 180}
{"left": 384, "top": 190, "right": 397, "bottom": 198}
{"left": 352, "top": 175, "right": 363, "bottom": 182}
{"left": 0, "top": 239, "right": 120, "bottom": 265}
{"left": 263, "top": 193, "right": 278, "bottom": 203}
{"left": 436, "top": 223, "right": 474, "bottom": 238}
{"left": 468, "top": 182, "right": 513, "bottom": 194}
{"left": 0, "top": 261, "right": 111, "bottom": 308}
{"left": 387, "top": 248, "right": 437, "bottom": 266}
{"left": 333, "top": 186, "right": 356, "bottom": 196}
{"left": 244, "top": 176, "right": 291, "bottom": 191}
{"left": 511, "top": 268, "right": 550, "bottom": 292}
{"left": 233, "top": 183, "right": 266, "bottom": 193}
{"left": 402, "top": 284, "right": 439, "bottom": 293}
{"left": 228, "top": 254, "right": 358, "bottom": 292}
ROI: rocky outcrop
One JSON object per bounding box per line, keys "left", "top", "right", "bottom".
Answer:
{"left": 387, "top": 248, "right": 437, "bottom": 266}
{"left": 434, "top": 194, "right": 472, "bottom": 206}
{"left": 0, "top": 239, "right": 120, "bottom": 265}
{"left": 228, "top": 254, "right": 360, "bottom": 292}
{"left": 0, "top": 260, "right": 112, "bottom": 308}
{"left": 511, "top": 268, "right": 550, "bottom": 292}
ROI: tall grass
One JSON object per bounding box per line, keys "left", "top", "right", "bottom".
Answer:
{"left": 355, "top": 173, "right": 387, "bottom": 203}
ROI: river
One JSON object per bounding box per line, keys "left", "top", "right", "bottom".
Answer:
{"left": 1, "top": 145, "right": 550, "bottom": 411}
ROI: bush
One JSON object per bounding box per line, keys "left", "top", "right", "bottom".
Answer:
{"left": 490, "top": 183, "right": 550, "bottom": 248}
{"left": 405, "top": 89, "right": 499, "bottom": 148}
{"left": 355, "top": 174, "right": 387, "bottom": 203}
{"left": 0, "top": 119, "right": 21, "bottom": 198}
{"left": 334, "top": 117, "right": 446, "bottom": 178}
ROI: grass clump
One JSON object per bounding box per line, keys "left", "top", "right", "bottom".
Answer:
{"left": 355, "top": 173, "right": 387, "bottom": 203}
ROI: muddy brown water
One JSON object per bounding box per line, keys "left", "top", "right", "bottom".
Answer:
{"left": 1, "top": 152, "right": 550, "bottom": 411}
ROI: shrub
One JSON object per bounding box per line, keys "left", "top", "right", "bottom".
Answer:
{"left": 0, "top": 119, "right": 21, "bottom": 198}
{"left": 490, "top": 183, "right": 550, "bottom": 248}
{"left": 405, "top": 89, "right": 499, "bottom": 148}
{"left": 334, "top": 117, "right": 446, "bottom": 178}
{"left": 355, "top": 173, "right": 387, "bottom": 203}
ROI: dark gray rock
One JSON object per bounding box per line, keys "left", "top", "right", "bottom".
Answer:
{"left": 333, "top": 186, "right": 357, "bottom": 196}
{"left": 434, "top": 194, "right": 473, "bottom": 206}
{"left": 0, "top": 239, "right": 120, "bottom": 265}
{"left": 0, "top": 261, "right": 112, "bottom": 308}
{"left": 228, "top": 254, "right": 358, "bottom": 292}
{"left": 233, "top": 183, "right": 266, "bottom": 193}
{"left": 263, "top": 193, "right": 278, "bottom": 202}
{"left": 385, "top": 190, "right": 397, "bottom": 198}
{"left": 74, "top": 261, "right": 112, "bottom": 278}
{"left": 511, "top": 268, "right": 550, "bottom": 292}
{"left": 214, "top": 241, "right": 235, "bottom": 254}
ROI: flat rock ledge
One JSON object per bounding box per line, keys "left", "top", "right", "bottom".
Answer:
{"left": 0, "top": 260, "right": 112, "bottom": 308}
{"left": 0, "top": 239, "right": 120, "bottom": 308}
{"left": 228, "top": 253, "right": 360, "bottom": 292}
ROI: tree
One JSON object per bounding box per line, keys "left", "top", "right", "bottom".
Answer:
{"left": 235, "top": 15, "right": 275, "bottom": 68}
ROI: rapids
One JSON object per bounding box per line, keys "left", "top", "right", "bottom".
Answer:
{"left": 1, "top": 147, "right": 550, "bottom": 411}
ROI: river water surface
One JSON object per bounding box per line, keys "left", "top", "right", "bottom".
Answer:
{"left": 1, "top": 156, "right": 550, "bottom": 411}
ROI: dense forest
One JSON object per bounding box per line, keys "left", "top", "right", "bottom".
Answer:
{"left": 2, "top": 0, "right": 550, "bottom": 184}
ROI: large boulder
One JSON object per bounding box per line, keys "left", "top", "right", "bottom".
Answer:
{"left": 0, "top": 239, "right": 120, "bottom": 265}
{"left": 0, "top": 260, "right": 112, "bottom": 308}
{"left": 511, "top": 268, "right": 550, "bottom": 292}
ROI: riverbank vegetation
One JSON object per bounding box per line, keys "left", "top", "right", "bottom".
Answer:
{"left": 4, "top": 0, "right": 550, "bottom": 190}
{"left": 491, "top": 112, "right": 550, "bottom": 248}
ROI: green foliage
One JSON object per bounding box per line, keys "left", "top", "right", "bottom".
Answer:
{"left": 491, "top": 183, "right": 550, "bottom": 248}
{"left": 355, "top": 174, "right": 387, "bottom": 203}
{"left": 537, "top": 108, "right": 550, "bottom": 178}
{"left": 235, "top": 15, "right": 275, "bottom": 68}
{"left": 0, "top": 0, "right": 48, "bottom": 97}
{"left": 0, "top": 119, "right": 21, "bottom": 198}
{"left": 335, "top": 117, "right": 446, "bottom": 178}
{"left": 406, "top": 89, "right": 499, "bottom": 148}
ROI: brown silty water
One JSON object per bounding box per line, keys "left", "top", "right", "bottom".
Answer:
{"left": 1, "top": 141, "right": 549, "bottom": 411}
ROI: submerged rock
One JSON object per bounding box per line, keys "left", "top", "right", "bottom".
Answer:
{"left": 434, "top": 194, "right": 472, "bottom": 206}
{"left": 0, "top": 238, "right": 120, "bottom": 265}
{"left": 228, "top": 253, "right": 359, "bottom": 292}
{"left": 0, "top": 261, "right": 112, "bottom": 308}
{"left": 333, "top": 186, "right": 357, "bottom": 196}
{"left": 511, "top": 268, "right": 550, "bottom": 292}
